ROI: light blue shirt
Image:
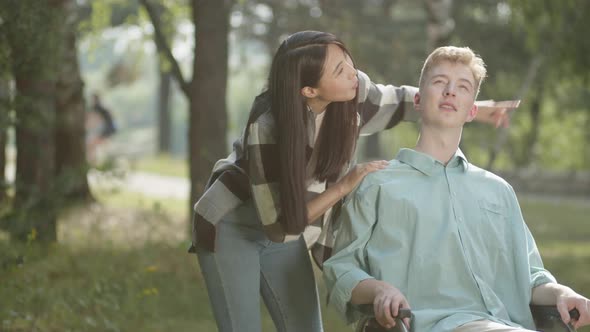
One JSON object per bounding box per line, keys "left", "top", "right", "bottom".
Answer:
{"left": 323, "top": 148, "right": 556, "bottom": 332}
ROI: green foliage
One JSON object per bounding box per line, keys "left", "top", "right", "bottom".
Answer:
{"left": 509, "top": 0, "right": 590, "bottom": 83}
{"left": 536, "top": 100, "right": 589, "bottom": 170}
{"left": 0, "top": 0, "right": 63, "bottom": 79}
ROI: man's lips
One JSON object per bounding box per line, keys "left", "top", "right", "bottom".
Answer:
{"left": 439, "top": 102, "right": 456, "bottom": 111}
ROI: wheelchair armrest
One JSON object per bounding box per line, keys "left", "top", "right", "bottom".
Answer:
{"left": 530, "top": 305, "right": 580, "bottom": 332}
{"left": 357, "top": 304, "right": 412, "bottom": 332}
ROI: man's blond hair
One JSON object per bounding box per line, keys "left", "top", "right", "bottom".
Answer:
{"left": 419, "top": 46, "right": 487, "bottom": 97}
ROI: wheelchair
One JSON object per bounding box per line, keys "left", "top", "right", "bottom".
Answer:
{"left": 356, "top": 304, "right": 581, "bottom": 332}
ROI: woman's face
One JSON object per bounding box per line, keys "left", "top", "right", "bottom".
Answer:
{"left": 312, "top": 44, "right": 358, "bottom": 103}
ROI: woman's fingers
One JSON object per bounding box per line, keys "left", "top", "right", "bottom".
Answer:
{"left": 362, "top": 160, "right": 389, "bottom": 174}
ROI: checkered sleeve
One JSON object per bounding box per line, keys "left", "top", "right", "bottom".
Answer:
{"left": 356, "top": 70, "right": 419, "bottom": 136}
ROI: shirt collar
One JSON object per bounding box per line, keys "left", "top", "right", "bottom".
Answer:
{"left": 395, "top": 148, "right": 469, "bottom": 176}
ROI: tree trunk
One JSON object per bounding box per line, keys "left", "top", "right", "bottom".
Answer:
{"left": 13, "top": 80, "right": 58, "bottom": 243}
{"left": 0, "top": 128, "right": 6, "bottom": 204}
{"left": 152, "top": 3, "right": 173, "bottom": 154}
{"left": 487, "top": 54, "right": 544, "bottom": 170}
{"left": 157, "top": 69, "right": 172, "bottom": 153}
{"left": 424, "top": 0, "right": 454, "bottom": 50}
{"left": 3, "top": 0, "right": 63, "bottom": 243}
{"left": 520, "top": 81, "right": 544, "bottom": 167}
{"left": 0, "top": 79, "right": 9, "bottom": 203}
{"left": 189, "top": 0, "right": 231, "bottom": 213}
{"left": 55, "top": 0, "right": 92, "bottom": 201}
{"left": 140, "top": 0, "right": 232, "bottom": 221}
{"left": 585, "top": 116, "right": 590, "bottom": 168}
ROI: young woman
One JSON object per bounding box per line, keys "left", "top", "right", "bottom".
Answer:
{"left": 190, "top": 31, "right": 515, "bottom": 332}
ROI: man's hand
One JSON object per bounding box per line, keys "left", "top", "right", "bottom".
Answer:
{"left": 555, "top": 288, "right": 590, "bottom": 329}
{"left": 474, "top": 100, "right": 521, "bottom": 128}
{"left": 371, "top": 281, "right": 411, "bottom": 330}
{"left": 351, "top": 279, "right": 411, "bottom": 330}
{"left": 533, "top": 283, "right": 590, "bottom": 329}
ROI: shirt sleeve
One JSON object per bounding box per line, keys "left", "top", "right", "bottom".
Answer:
{"left": 246, "top": 115, "right": 285, "bottom": 242}
{"left": 506, "top": 186, "right": 556, "bottom": 288}
{"left": 356, "top": 70, "right": 419, "bottom": 136}
{"left": 322, "top": 186, "right": 379, "bottom": 323}
{"left": 525, "top": 222, "right": 557, "bottom": 288}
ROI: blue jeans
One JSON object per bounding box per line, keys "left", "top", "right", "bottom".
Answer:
{"left": 196, "top": 201, "right": 323, "bottom": 332}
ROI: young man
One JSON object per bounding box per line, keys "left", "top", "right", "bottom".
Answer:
{"left": 323, "top": 46, "right": 590, "bottom": 332}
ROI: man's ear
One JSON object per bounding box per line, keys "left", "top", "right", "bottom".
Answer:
{"left": 466, "top": 104, "right": 478, "bottom": 122}
{"left": 301, "top": 86, "right": 318, "bottom": 99}
{"left": 413, "top": 92, "right": 421, "bottom": 112}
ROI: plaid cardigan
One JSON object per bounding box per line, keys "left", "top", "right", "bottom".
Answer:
{"left": 189, "top": 71, "right": 417, "bottom": 267}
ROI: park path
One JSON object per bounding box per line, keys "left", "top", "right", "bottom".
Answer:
{"left": 6, "top": 163, "right": 189, "bottom": 200}
{"left": 88, "top": 169, "right": 190, "bottom": 200}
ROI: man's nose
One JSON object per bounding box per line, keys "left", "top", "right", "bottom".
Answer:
{"left": 444, "top": 84, "right": 456, "bottom": 97}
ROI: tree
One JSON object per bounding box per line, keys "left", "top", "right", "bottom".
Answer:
{"left": 424, "top": 0, "right": 454, "bottom": 50}
{"left": 507, "top": 0, "right": 590, "bottom": 169}
{"left": 140, "top": 0, "right": 233, "bottom": 217}
{"left": 0, "top": 78, "right": 9, "bottom": 204}
{"left": 157, "top": 65, "right": 173, "bottom": 153}
{"left": 0, "top": 0, "right": 64, "bottom": 243}
{"left": 55, "top": 0, "right": 92, "bottom": 201}
{"left": 0, "top": 36, "right": 11, "bottom": 204}
{"left": 151, "top": 3, "right": 175, "bottom": 154}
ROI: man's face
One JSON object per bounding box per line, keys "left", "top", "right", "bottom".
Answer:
{"left": 414, "top": 61, "right": 478, "bottom": 129}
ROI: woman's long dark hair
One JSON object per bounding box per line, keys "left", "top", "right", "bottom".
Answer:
{"left": 251, "top": 31, "right": 359, "bottom": 235}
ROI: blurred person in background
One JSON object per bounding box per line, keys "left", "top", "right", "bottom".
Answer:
{"left": 86, "top": 92, "right": 116, "bottom": 164}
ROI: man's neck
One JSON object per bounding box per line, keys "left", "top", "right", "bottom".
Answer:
{"left": 414, "top": 126, "right": 462, "bottom": 165}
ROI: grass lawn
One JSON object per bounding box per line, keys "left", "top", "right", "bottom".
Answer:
{"left": 0, "top": 188, "right": 588, "bottom": 332}
{"left": 131, "top": 154, "right": 188, "bottom": 179}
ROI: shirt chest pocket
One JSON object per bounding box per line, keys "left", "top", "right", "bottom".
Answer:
{"left": 477, "top": 200, "right": 509, "bottom": 253}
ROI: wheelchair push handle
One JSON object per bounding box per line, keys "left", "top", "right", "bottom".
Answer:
{"left": 571, "top": 308, "right": 581, "bottom": 321}
{"left": 359, "top": 304, "right": 412, "bottom": 319}
{"left": 358, "top": 304, "right": 413, "bottom": 332}
{"left": 530, "top": 304, "right": 581, "bottom": 332}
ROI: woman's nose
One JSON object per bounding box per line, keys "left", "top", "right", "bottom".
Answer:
{"left": 344, "top": 62, "right": 356, "bottom": 78}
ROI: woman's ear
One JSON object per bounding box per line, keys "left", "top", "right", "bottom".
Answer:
{"left": 301, "top": 86, "right": 318, "bottom": 99}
